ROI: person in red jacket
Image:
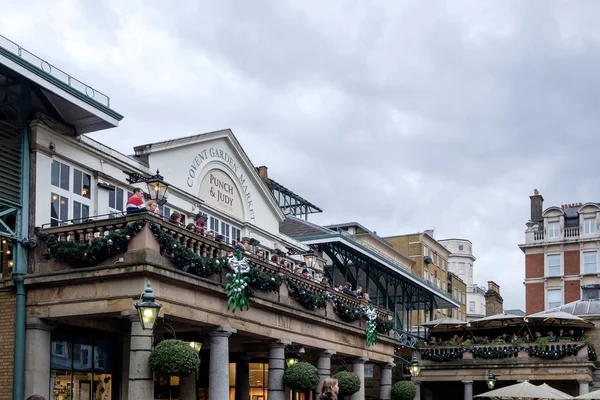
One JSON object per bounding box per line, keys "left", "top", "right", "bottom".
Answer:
{"left": 126, "top": 188, "right": 147, "bottom": 214}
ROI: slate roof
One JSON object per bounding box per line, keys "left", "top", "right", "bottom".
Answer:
{"left": 504, "top": 309, "right": 526, "bottom": 316}
{"left": 539, "top": 285, "right": 600, "bottom": 317}
{"left": 280, "top": 216, "right": 334, "bottom": 239}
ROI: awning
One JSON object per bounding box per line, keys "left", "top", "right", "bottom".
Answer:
{"left": 526, "top": 311, "right": 593, "bottom": 327}
{"left": 419, "top": 317, "right": 468, "bottom": 330}
{"left": 474, "top": 381, "right": 571, "bottom": 399}
{"left": 469, "top": 313, "right": 527, "bottom": 328}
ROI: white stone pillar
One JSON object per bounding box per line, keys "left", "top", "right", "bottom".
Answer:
{"left": 180, "top": 374, "right": 197, "bottom": 400}
{"left": 580, "top": 381, "right": 590, "bottom": 395}
{"left": 463, "top": 380, "right": 473, "bottom": 400}
{"left": 209, "top": 327, "right": 236, "bottom": 400}
{"left": 317, "top": 350, "right": 336, "bottom": 392}
{"left": 350, "top": 357, "right": 368, "bottom": 400}
{"left": 268, "top": 340, "right": 290, "bottom": 400}
{"left": 24, "top": 317, "right": 54, "bottom": 399}
{"left": 413, "top": 380, "right": 421, "bottom": 400}
{"left": 379, "top": 363, "right": 394, "bottom": 400}
{"left": 127, "top": 316, "right": 154, "bottom": 400}
{"left": 235, "top": 355, "right": 253, "bottom": 400}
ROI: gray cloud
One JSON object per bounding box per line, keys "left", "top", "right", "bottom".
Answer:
{"left": 5, "top": 0, "right": 600, "bottom": 309}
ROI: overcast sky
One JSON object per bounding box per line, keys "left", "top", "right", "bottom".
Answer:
{"left": 5, "top": 0, "right": 600, "bottom": 310}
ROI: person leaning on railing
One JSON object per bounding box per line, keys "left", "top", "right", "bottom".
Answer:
{"left": 126, "top": 188, "right": 147, "bottom": 214}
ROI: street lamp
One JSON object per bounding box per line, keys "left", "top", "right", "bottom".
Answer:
{"left": 286, "top": 357, "right": 300, "bottom": 367}
{"left": 145, "top": 170, "right": 170, "bottom": 206}
{"left": 408, "top": 356, "right": 422, "bottom": 377}
{"left": 134, "top": 280, "right": 162, "bottom": 330}
{"left": 486, "top": 373, "right": 496, "bottom": 389}
{"left": 303, "top": 251, "right": 319, "bottom": 269}
{"left": 189, "top": 341, "right": 202, "bottom": 352}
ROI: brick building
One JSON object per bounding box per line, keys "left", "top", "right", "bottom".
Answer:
{"left": 520, "top": 189, "right": 600, "bottom": 314}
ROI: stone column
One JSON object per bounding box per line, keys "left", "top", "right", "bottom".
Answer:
{"left": 413, "top": 381, "right": 421, "bottom": 400}
{"left": 236, "top": 355, "right": 253, "bottom": 400}
{"left": 350, "top": 357, "right": 368, "bottom": 400}
{"left": 317, "top": 350, "right": 336, "bottom": 391}
{"left": 180, "top": 374, "right": 197, "bottom": 400}
{"left": 379, "top": 362, "right": 394, "bottom": 400}
{"left": 579, "top": 381, "right": 590, "bottom": 395}
{"left": 209, "top": 327, "right": 236, "bottom": 400}
{"left": 463, "top": 380, "right": 473, "bottom": 400}
{"left": 268, "top": 340, "right": 290, "bottom": 400}
{"left": 24, "top": 317, "right": 54, "bottom": 399}
{"left": 127, "top": 316, "right": 154, "bottom": 400}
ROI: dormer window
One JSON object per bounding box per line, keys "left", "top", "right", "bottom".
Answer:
{"left": 584, "top": 218, "right": 596, "bottom": 235}
{"left": 547, "top": 221, "right": 560, "bottom": 238}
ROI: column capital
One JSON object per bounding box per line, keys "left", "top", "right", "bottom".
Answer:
{"left": 462, "top": 380, "right": 473, "bottom": 384}
{"left": 318, "top": 350, "right": 336, "bottom": 358}
{"left": 269, "top": 340, "right": 291, "bottom": 348}
{"left": 353, "top": 356, "right": 369, "bottom": 364}
{"left": 380, "top": 362, "right": 395, "bottom": 369}
{"left": 26, "top": 317, "right": 55, "bottom": 331}
{"left": 208, "top": 327, "right": 236, "bottom": 337}
{"left": 412, "top": 380, "right": 421, "bottom": 386}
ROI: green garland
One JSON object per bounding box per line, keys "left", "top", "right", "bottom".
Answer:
{"left": 286, "top": 278, "right": 329, "bottom": 310}
{"left": 37, "top": 220, "right": 146, "bottom": 267}
{"left": 471, "top": 346, "right": 518, "bottom": 359}
{"left": 524, "top": 344, "right": 585, "bottom": 360}
{"left": 332, "top": 297, "right": 365, "bottom": 322}
{"left": 247, "top": 267, "right": 284, "bottom": 292}
{"left": 148, "top": 222, "right": 225, "bottom": 277}
{"left": 375, "top": 318, "right": 394, "bottom": 334}
{"left": 420, "top": 348, "right": 466, "bottom": 361}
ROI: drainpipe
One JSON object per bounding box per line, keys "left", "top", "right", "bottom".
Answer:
{"left": 13, "top": 80, "right": 30, "bottom": 400}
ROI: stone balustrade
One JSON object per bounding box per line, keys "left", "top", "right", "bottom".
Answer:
{"left": 36, "top": 213, "right": 393, "bottom": 325}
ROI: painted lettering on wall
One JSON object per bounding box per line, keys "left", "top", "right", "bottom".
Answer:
{"left": 209, "top": 173, "right": 235, "bottom": 208}
{"left": 188, "top": 148, "right": 255, "bottom": 220}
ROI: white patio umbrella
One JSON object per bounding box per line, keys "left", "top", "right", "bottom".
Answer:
{"left": 538, "top": 383, "right": 572, "bottom": 399}
{"left": 470, "top": 313, "right": 527, "bottom": 328}
{"left": 419, "top": 317, "right": 467, "bottom": 330}
{"left": 576, "top": 388, "right": 600, "bottom": 399}
{"left": 527, "top": 311, "right": 593, "bottom": 327}
{"left": 474, "top": 380, "right": 570, "bottom": 399}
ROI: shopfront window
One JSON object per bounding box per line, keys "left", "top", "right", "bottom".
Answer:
{"left": 51, "top": 331, "right": 115, "bottom": 400}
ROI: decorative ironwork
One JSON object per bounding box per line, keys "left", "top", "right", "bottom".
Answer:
{"left": 269, "top": 179, "right": 322, "bottom": 220}
{"left": 0, "top": 34, "right": 111, "bottom": 108}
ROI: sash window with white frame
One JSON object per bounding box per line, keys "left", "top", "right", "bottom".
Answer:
{"left": 584, "top": 251, "right": 598, "bottom": 274}
{"left": 547, "top": 221, "right": 560, "bottom": 238}
{"left": 584, "top": 218, "right": 597, "bottom": 235}
{"left": 108, "top": 187, "right": 125, "bottom": 216}
{"left": 547, "top": 288, "right": 562, "bottom": 309}
{"left": 547, "top": 254, "right": 561, "bottom": 276}
{"left": 50, "top": 160, "right": 92, "bottom": 226}
{"left": 208, "top": 215, "right": 241, "bottom": 245}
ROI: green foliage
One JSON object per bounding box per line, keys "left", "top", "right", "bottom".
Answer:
{"left": 471, "top": 346, "right": 518, "bottom": 359}
{"left": 149, "top": 339, "right": 200, "bottom": 377}
{"left": 524, "top": 343, "right": 585, "bottom": 360}
{"left": 535, "top": 337, "right": 549, "bottom": 346}
{"left": 491, "top": 338, "right": 506, "bottom": 344}
{"left": 37, "top": 220, "right": 146, "bottom": 267}
{"left": 286, "top": 279, "right": 328, "bottom": 310}
{"left": 283, "top": 362, "right": 320, "bottom": 392}
{"left": 375, "top": 318, "right": 394, "bottom": 334}
{"left": 391, "top": 381, "right": 416, "bottom": 400}
{"left": 148, "top": 222, "right": 225, "bottom": 277}
{"left": 225, "top": 270, "right": 250, "bottom": 312}
{"left": 420, "top": 347, "right": 465, "bottom": 361}
{"left": 460, "top": 339, "right": 473, "bottom": 347}
{"left": 512, "top": 338, "right": 523, "bottom": 348}
{"left": 247, "top": 267, "right": 284, "bottom": 292}
{"left": 332, "top": 298, "right": 365, "bottom": 322}
{"left": 333, "top": 371, "right": 361, "bottom": 397}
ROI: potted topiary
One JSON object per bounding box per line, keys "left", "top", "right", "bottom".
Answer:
{"left": 283, "top": 362, "right": 320, "bottom": 394}
{"left": 391, "top": 381, "right": 416, "bottom": 400}
{"left": 149, "top": 339, "right": 200, "bottom": 377}
{"left": 333, "top": 371, "right": 361, "bottom": 399}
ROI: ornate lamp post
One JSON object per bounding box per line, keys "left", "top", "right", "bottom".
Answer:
{"left": 134, "top": 280, "right": 162, "bottom": 330}
{"left": 408, "top": 355, "right": 422, "bottom": 377}
{"left": 303, "top": 251, "right": 319, "bottom": 269}
{"left": 486, "top": 372, "right": 496, "bottom": 389}
{"left": 145, "top": 170, "right": 170, "bottom": 206}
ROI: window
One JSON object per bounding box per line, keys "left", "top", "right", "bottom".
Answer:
{"left": 436, "top": 277, "right": 440, "bottom": 288}
{"left": 160, "top": 205, "right": 171, "bottom": 218}
{"left": 547, "top": 289, "right": 562, "bottom": 309}
{"left": 547, "top": 221, "right": 560, "bottom": 238}
{"left": 51, "top": 161, "right": 70, "bottom": 190}
{"left": 469, "top": 301, "right": 475, "bottom": 312}
{"left": 364, "top": 364, "right": 374, "bottom": 378}
{"left": 73, "top": 169, "right": 91, "bottom": 199}
{"left": 584, "top": 218, "right": 596, "bottom": 235}
{"left": 208, "top": 216, "right": 241, "bottom": 245}
{"left": 72, "top": 201, "right": 89, "bottom": 223}
{"left": 50, "top": 194, "right": 69, "bottom": 226}
{"left": 547, "top": 254, "right": 561, "bottom": 276}
{"left": 423, "top": 269, "right": 429, "bottom": 281}
{"left": 458, "top": 262, "right": 465, "bottom": 275}
{"left": 423, "top": 246, "right": 428, "bottom": 256}
{"left": 108, "top": 187, "right": 125, "bottom": 213}
{"left": 453, "top": 288, "right": 458, "bottom": 299}
{"left": 584, "top": 251, "right": 598, "bottom": 274}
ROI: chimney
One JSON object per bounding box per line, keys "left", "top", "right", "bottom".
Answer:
{"left": 529, "top": 189, "right": 544, "bottom": 224}
{"left": 581, "top": 284, "right": 600, "bottom": 300}
{"left": 484, "top": 280, "right": 504, "bottom": 316}
{"left": 424, "top": 229, "right": 435, "bottom": 238}
{"left": 256, "top": 166, "right": 272, "bottom": 189}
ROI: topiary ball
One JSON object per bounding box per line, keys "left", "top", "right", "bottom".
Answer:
{"left": 149, "top": 339, "right": 200, "bottom": 377}
{"left": 333, "top": 371, "right": 361, "bottom": 397}
{"left": 391, "top": 381, "right": 417, "bottom": 400}
{"left": 283, "top": 362, "right": 320, "bottom": 392}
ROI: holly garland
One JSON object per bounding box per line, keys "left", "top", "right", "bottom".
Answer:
{"left": 471, "top": 346, "right": 519, "bottom": 359}
{"left": 365, "top": 305, "right": 378, "bottom": 347}
{"left": 332, "top": 297, "right": 365, "bottom": 322}
{"left": 286, "top": 279, "right": 329, "bottom": 310}
{"left": 420, "top": 348, "right": 466, "bottom": 361}
{"left": 225, "top": 250, "right": 251, "bottom": 312}
{"left": 37, "top": 220, "right": 146, "bottom": 267}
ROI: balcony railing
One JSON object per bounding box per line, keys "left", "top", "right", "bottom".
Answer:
{"left": 35, "top": 213, "right": 394, "bottom": 324}
{"left": 530, "top": 226, "right": 582, "bottom": 243}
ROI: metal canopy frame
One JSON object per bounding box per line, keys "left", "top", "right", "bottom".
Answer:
{"left": 269, "top": 179, "right": 322, "bottom": 220}
{"left": 298, "top": 234, "right": 459, "bottom": 337}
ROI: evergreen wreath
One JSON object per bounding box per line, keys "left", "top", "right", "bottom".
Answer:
{"left": 37, "top": 220, "right": 146, "bottom": 267}
{"left": 332, "top": 297, "right": 365, "bottom": 322}
{"left": 286, "top": 279, "right": 329, "bottom": 310}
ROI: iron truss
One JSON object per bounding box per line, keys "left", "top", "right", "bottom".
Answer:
{"left": 269, "top": 179, "right": 322, "bottom": 220}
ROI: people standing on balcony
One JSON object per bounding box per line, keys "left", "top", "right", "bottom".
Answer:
{"left": 362, "top": 293, "right": 372, "bottom": 303}
{"left": 147, "top": 200, "right": 161, "bottom": 216}
{"left": 126, "top": 188, "right": 146, "bottom": 214}
{"left": 343, "top": 282, "right": 357, "bottom": 297}
{"left": 195, "top": 214, "right": 207, "bottom": 236}
{"left": 169, "top": 211, "right": 182, "bottom": 225}
{"left": 319, "top": 378, "right": 339, "bottom": 400}
{"left": 356, "top": 286, "right": 364, "bottom": 298}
